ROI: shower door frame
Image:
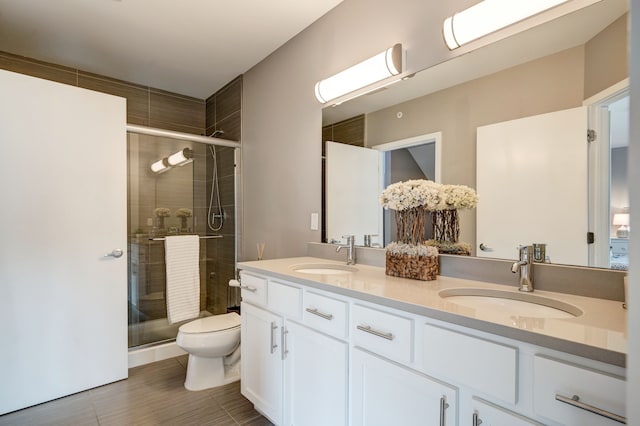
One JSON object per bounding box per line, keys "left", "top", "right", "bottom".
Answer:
{"left": 126, "top": 124, "right": 241, "bottom": 349}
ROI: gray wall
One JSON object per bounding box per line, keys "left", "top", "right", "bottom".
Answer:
{"left": 241, "top": 0, "right": 485, "bottom": 260}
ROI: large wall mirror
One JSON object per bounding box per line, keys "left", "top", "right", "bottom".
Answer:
{"left": 322, "top": 0, "right": 629, "bottom": 270}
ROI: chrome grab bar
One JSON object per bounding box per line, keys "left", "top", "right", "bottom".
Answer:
{"left": 306, "top": 307, "right": 334, "bottom": 321}
{"left": 356, "top": 324, "right": 394, "bottom": 341}
{"left": 555, "top": 394, "right": 626, "bottom": 424}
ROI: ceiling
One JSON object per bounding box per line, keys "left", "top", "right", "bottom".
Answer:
{"left": 0, "top": 0, "right": 343, "bottom": 98}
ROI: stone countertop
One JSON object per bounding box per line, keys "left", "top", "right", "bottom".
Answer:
{"left": 238, "top": 256, "right": 627, "bottom": 367}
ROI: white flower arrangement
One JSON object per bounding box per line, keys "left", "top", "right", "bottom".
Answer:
{"left": 441, "top": 184, "right": 478, "bottom": 210}
{"left": 386, "top": 242, "right": 438, "bottom": 257}
{"left": 176, "top": 208, "right": 193, "bottom": 218}
{"left": 154, "top": 207, "right": 171, "bottom": 217}
{"left": 380, "top": 179, "right": 442, "bottom": 211}
{"left": 380, "top": 180, "right": 478, "bottom": 212}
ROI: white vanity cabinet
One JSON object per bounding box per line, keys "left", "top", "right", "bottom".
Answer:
{"left": 239, "top": 272, "right": 348, "bottom": 426}
{"left": 470, "top": 397, "right": 542, "bottom": 426}
{"left": 238, "top": 267, "right": 626, "bottom": 426}
{"left": 283, "top": 320, "right": 348, "bottom": 426}
{"left": 532, "top": 355, "right": 626, "bottom": 425}
{"left": 351, "top": 348, "right": 457, "bottom": 426}
{"left": 241, "top": 302, "right": 284, "bottom": 424}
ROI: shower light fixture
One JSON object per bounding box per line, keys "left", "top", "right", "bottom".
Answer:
{"left": 150, "top": 148, "right": 193, "bottom": 174}
{"left": 150, "top": 158, "right": 170, "bottom": 174}
{"left": 167, "top": 148, "right": 194, "bottom": 167}
{"left": 314, "top": 43, "right": 404, "bottom": 104}
{"left": 443, "top": 0, "right": 569, "bottom": 50}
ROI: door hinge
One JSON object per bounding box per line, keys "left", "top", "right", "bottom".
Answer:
{"left": 587, "top": 232, "right": 595, "bottom": 244}
{"left": 587, "top": 129, "right": 597, "bottom": 143}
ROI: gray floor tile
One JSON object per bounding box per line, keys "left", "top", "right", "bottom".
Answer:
{"left": 0, "top": 356, "right": 268, "bottom": 426}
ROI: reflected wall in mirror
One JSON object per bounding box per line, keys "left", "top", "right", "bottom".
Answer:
{"left": 321, "top": 0, "right": 629, "bottom": 269}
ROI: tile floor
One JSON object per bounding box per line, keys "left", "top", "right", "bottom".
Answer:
{"left": 0, "top": 355, "right": 272, "bottom": 426}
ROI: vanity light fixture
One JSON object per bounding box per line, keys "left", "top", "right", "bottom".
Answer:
{"left": 443, "top": 0, "right": 569, "bottom": 50}
{"left": 613, "top": 213, "right": 630, "bottom": 238}
{"left": 167, "top": 148, "right": 194, "bottom": 167}
{"left": 314, "top": 43, "right": 404, "bottom": 104}
{"left": 150, "top": 158, "right": 170, "bottom": 174}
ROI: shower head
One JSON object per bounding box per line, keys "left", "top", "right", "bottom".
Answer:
{"left": 209, "top": 130, "right": 225, "bottom": 138}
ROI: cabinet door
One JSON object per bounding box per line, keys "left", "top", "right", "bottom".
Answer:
{"left": 284, "top": 321, "right": 348, "bottom": 426}
{"left": 471, "top": 397, "right": 542, "bottom": 426}
{"left": 351, "top": 348, "right": 457, "bottom": 426}
{"left": 241, "top": 302, "right": 283, "bottom": 425}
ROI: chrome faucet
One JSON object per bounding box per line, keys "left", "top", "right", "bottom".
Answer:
{"left": 336, "top": 235, "right": 356, "bottom": 265}
{"left": 511, "top": 245, "right": 534, "bottom": 292}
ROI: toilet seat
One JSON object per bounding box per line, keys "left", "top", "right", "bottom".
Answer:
{"left": 179, "top": 312, "right": 240, "bottom": 334}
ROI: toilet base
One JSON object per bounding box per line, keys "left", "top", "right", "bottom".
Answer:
{"left": 184, "top": 354, "right": 240, "bottom": 391}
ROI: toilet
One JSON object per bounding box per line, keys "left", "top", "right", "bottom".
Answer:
{"left": 176, "top": 312, "right": 241, "bottom": 391}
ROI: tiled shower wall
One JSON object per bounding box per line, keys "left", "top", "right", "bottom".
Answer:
{"left": 204, "top": 76, "right": 242, "bottom": 314}
{"left": 1, "top": 49, "right": 243, "bottom": 332}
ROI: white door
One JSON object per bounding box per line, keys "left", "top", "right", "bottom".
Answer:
{"left": 284, "top": 321, "right": 348, "bottom": 426}
{"left": 0, "top": 70, "right": 127, "bottom": 414}
{"left": 240, "top": 302, "right": 283, "bottom": 425}
{"left": 326, "top": 141, "right": 381, "bottom": 246}
{"left": 476, "top": 106, "right": 588, "bottom": 265}
{"left": 351, "top": 348, "right": 458, "bottom": 426}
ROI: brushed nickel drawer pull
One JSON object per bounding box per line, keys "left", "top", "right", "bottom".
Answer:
{"left": 472, "top": 412, "right": 482, "bottom": 426}
{"left": 270, "top": 322, "right": 278, "bottom": 354}
{"left": 306, "top": 307, "right": 334, "bottom": 320}
{"left": 356, "top": 324, "right": 394, "bottom": 341}
{"left": 555, "top": 393, "right": 626, "bottom": 424}
{"left": 281, "top": 326, "right": 289, "bottom": 361}
{"left": 439, "top": 396, "right": 449, "bottom": 426}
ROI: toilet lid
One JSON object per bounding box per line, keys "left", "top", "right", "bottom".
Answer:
{"left": 179, "top": 312, "right": 241, "bottom": 334}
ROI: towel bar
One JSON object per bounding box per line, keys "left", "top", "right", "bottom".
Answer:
{"left": 148, "top": 235, "right": 223, "bottom": 241}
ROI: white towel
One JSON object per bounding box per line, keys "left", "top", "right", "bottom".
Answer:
{"left": 165, "top": 235, "right": 200, "bottom": 324}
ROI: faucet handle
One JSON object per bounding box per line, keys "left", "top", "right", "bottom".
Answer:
{"left": 364, "top": 234, "right": 378, "bottom": 247}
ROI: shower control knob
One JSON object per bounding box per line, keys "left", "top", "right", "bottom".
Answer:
{"left": 104, "top": 248, "right": 124, "bottom": 258}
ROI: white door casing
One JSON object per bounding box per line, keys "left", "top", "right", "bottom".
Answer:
{"left": 0, "top": 70, "right": 127, "bottom": 414}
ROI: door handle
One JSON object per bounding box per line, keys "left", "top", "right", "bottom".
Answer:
{"left": 104, "top": 248, "right": 124, "bottom": 258}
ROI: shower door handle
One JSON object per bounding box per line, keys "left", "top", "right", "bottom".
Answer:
{"left": 104, "top": 248, "right": 124, "bottom": 258}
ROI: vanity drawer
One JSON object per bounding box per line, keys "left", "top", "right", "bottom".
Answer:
{"left": 268, "top": 280, "right": 302, "bottom": 319}
{"left": 533, "top": 355, "right": 626, "bottom": 425}
{"left": 422, "top": 323, "right": 518, "bottom": 404}
{"left": 239, "top": 272, "right": 267, "bottom": 306}
{"left": 303, "top": 291, "right": 348, "bottom": 339}
{"left": 352, "top": 304, "right": 413, "bottom": 364}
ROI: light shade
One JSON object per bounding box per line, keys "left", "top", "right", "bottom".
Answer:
{"left": 167, "top": 148, "right": 193, "bottom": 166}
{"left": 613, "top": 213, "right": 630, "bottom": 226}
{"left": 443, "top": 0, "right": 569, "bottom": 50}
{"left": 314, "top": 44, "right": 403, "bottom": 104}
{"left": 150, "top": 158, "right": 170, "bottom": 174}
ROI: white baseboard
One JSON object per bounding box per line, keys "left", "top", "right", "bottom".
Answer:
{"left": 128, "top": 341, "right": 187, "bottom": 368}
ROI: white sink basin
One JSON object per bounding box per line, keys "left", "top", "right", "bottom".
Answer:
{"left": 439, "top": 288, "right": 582, "bottom": 319}
{"left": 291, "top": 263, "right": 358, "bottom": 275}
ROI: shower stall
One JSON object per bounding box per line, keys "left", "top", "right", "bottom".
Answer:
{"left": 126, "top": 128, "right": 240, "bottom": 348}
